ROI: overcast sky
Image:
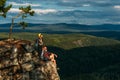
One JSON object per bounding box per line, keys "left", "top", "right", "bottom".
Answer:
{"left": 0, "top": 0, "right": 120, "bottom": 25}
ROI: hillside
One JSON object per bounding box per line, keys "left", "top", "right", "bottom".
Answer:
{"left": 1, "top": 23, "right": 120, "bottom": 40}
{"left": 0, "top": 33, "right": 120, "bottom": 80}
{"left": 0, "top": 33, "right": 120, "bottom": 49}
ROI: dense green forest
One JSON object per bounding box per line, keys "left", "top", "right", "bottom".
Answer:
{"left": 0, "top": 32, "right": 120, "bottom": 80}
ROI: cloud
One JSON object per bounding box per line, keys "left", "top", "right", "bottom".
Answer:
{"left": 9, "top": 8, "right": 21, "bottom": 13}
{"left": 34, "top": 9, "right": 57, "bottom": 14}
{"left": 62, "top": 0, "right": 71, "bottom": 2}
{"left": 9, "top": 8, "right": 57, "bottom": 14}
{"left": 114, "top": 5, "right": 120, "bottom": 9}
{"left": 82, "top": 4, "right": 90, "bottom": 7}
{"left": 2, "top": 0, "right": 120, "bottom": 25}
{"left": 8, "top": 2, "right": 41, "bottom": 7}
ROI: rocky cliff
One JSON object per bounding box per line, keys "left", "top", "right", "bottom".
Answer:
{"left": 0, "top": 39, "right": 60, "bottom": 80}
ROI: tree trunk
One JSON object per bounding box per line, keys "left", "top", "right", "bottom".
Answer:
{"left": 9, "top": 18, "right": 14, "bottom": 39}
{"left": 8, "top": 13, "right": 23, "bottom": 39}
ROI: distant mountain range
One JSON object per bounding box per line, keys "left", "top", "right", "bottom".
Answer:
{"left": 0, "top": 23, "right": 120, "bottom": 40}
{"left": 0, "top": 23, "right": 120, "bottom": 32}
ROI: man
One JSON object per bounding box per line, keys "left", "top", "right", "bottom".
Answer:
{"left": 37, "top": 33, "right": 43, "bottom": 46}
{"left": 35, "top": 33, "right": 43, "bottom": 54}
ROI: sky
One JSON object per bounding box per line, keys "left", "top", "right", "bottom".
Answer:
{"left": 0, "top": 0, "right": 120, "bottom": 25}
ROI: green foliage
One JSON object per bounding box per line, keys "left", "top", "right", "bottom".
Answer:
{"left": 18, "top": 21, "right": 28, "bottom": 29}
{"left": 17, "top": 5, "right": 34, "bottom": 28}
{"left": 19, "top": 5, "right": 35, "bottom": 17}
{"left": 0, "top": 0, "right": 12, "bottom": 18}
{"left": 0, "top": 0, "right": 5, "bottom": 4}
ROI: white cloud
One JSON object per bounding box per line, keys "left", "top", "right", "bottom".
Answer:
{"left": 63, "top": 0, "right": 69, "bottom": 2}
{"left": 114, "top": 5, "right": 120, "bottom": 9}
{"left": 9, "top": 8, "right": 21, "bottom": 13}
{"left": 62, "top": 0, "right": 73, "bottom": 3}
{"left": 34, "top": 9, "right": 57, "bottom": 14}
{"left": 8, "top": 2, "right": 41, "bottom": 7}
{"left": 82, "top": 4, "right": 90, "bottom": 7}
{"left": 9, "top": 8, "right": 57, "bottom": 14}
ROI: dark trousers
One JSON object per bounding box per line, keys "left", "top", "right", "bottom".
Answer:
{"left": 38, "top": 45, "right": 42, "bottom": 56}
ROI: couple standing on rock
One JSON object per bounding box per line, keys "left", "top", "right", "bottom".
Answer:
{"left": 35, "top": 33, "right": 57, "bottom": 65}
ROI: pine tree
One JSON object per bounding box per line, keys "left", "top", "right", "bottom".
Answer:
{"left": 9, "top": 5, "right": 35, "bottom": 39}
{"left": 0, "top": 0, "right": 35, "bottom": 39}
